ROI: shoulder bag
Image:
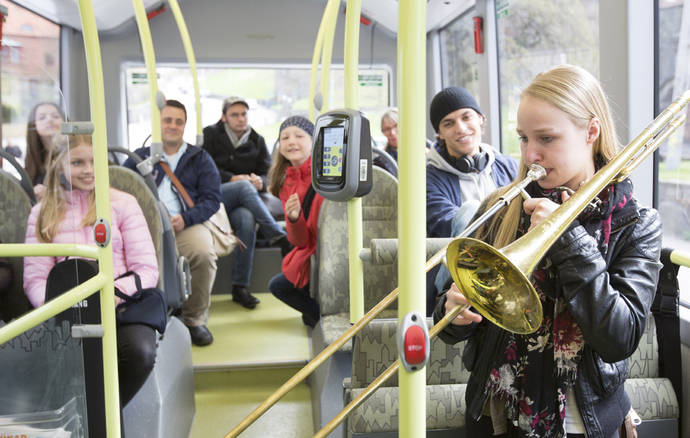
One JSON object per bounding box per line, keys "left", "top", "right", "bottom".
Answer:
{"left": 159, "top": 161, "right": 237, "bottom": 257}
{"left": 114, "top": 270, "right": 168, "bottom": 333}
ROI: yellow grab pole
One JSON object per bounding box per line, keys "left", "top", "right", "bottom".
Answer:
{"left": 320, "top": 0, "right": 339, "bottom": 112}
{"left": 671, "top": 249, "right": 690, "bottom": 268}
{"left": 132, "top": 0, "right": 162, "bottom": 144}
{"left": 77, "top": 0, "right": 120, "bottom": 436}
{"left": 167, "top": 0, "right": 203, "bottom": 144}
{"left": 398, "top": 1, "right": 427, "bottom": 437}
{"left": 309, "top": 0, "right": 339, "bottom": 121}
{"left": 344, "top": 0, "right": 364, "bottom": 322}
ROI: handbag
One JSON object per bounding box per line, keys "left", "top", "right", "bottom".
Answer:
{"left": 114, "top": 270, "right": 168, "bottom": 333}
{"left": 203, "top": 203, "right": 237, "bottom": 257}
{"left": 159, "top": 161, "right": 237, "bottom": 257}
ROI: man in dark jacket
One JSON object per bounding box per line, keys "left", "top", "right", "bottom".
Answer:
{"left": 427, "top": 86, "right": 518, "bottom": 238}
{"left": 124, "top": 100, "right": 220, "bottom": 346}
{"left": 202, "top": 97, "right": 287, "bottom": 309}
{"left": 426, "top": 87, "right": 518, "bottom": 314}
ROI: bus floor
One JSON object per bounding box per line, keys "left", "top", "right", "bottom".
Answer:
{"left": 189, "top": 293, "right": 313, "bottom": 437}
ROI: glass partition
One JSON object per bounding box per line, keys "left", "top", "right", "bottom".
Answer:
{"left": 0, "top": 7, "right": 92, "bottom": 431}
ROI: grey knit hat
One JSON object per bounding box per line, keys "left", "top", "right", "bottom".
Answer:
{"left": 429, "top": 86, "right": 482, "bottom": 132}
{"left": 279, "top": 115, "right": 314, "bottom": 137}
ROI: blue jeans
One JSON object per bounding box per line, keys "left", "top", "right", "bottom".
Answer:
{"left": 434, "top": 199, "right": 481, "bottom": 294}
{"left": 221, "top": 180, "right": 285, "bottom": 286}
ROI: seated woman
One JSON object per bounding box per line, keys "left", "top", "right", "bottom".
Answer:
{"left": 373, "top": 107, "right": 399, "bottom": 177}
{"left": 23, "top": 134, "right": 159, "bottom": 407}
{"left": 25, "top": 102, "right": 65, "bottom": 200}
{"left": 434, "top": 65, "right": 662, "bottom": 438}
{"left": 267, "top": 116, "right": 323, "bottom": 328}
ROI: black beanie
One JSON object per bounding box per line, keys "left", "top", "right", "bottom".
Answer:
{"left": 279, "top": 115, "right": 314, "bottom": 138}
{"left": 429, "top": 86, "right": 482, "bottom": 132}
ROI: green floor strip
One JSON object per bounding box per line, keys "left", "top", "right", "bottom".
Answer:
{"left": 190, "top": 367, "right": 313, "bottom": 438}
{"left": 192, "top": 293, "right": 311, "bottom": 370}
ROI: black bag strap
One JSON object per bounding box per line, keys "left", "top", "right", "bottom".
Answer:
{"left": 650, "top": 247, "right": 682, "bottom": 416}
{"left": 113, "top": 270, "right": 143, "bottom": 302}
{"left": 302, "top": 185, "right": 316, "bottom": 220}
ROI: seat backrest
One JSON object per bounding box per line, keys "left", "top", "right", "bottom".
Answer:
{"left": 315, "top": 167, "right": 399, "bottom": 316}
{"left": 627, "top": 314, "right": 659, "bottom": 378}
{"left": 350, "top": 318, "right": 469, "bottom": 389}
{"left": 0, "top": 170, "right": 33, "bottom": 322}
{"left": 109, "top": 166, "right": 185, "bottom": 309}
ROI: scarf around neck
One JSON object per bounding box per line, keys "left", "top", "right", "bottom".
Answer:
{"left": 484, "top": 177, "right": 635, "bottom": 437}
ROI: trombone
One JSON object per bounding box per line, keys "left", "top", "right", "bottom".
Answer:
{"left": 227, "top": 90, "right": 689, "bottom": 437}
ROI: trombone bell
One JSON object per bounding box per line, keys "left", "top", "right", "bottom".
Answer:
{"left": 446, "top": 237, "right": 543, "bottom": 334}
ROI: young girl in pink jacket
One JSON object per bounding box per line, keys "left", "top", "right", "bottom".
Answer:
{"left": 23, "top": 134, "right": 159, "bottom": 407}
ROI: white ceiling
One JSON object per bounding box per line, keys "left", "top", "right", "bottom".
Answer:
{"left": 14, "top": 0, "right": 472, "bottom": 34}
{"left": 362, "top": 0, "right": 475, "bottom": 34}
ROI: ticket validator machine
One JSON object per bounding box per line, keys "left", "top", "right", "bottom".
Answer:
{"left": 311, "top": 109, "right": 373, "bottom": 201}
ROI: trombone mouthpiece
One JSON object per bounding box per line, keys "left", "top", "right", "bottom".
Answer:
{"left": 527, "top": 164, "right": 547, "bottom": 181}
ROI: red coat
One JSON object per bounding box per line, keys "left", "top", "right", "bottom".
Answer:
{"left": 279, "top": 157, "right": 324, "bottom": 288}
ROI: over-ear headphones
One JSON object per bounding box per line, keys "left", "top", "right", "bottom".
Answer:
{"left": 457, "top": 150, "right": 489, "bottom": 173}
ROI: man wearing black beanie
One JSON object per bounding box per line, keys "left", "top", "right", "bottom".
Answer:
{"left": 426, "top": 87, "right": 518, "bottom": 312}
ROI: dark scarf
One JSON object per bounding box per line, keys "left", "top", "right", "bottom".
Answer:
{"left": 484, "top": 175, "right": 634, "bottom": 437}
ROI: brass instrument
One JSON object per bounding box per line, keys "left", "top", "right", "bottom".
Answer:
{"left": 313, "top": 90, "right": 689, "bottom": 437}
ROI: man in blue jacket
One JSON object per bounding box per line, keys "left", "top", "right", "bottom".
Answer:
{"left": 426, "top": 87, "right": 518, "bottom": 313}
{"left": 124, "top": 100, "right": 221, "bottom": 347}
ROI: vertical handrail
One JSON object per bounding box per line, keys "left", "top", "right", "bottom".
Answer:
{"left": 78, "top": 0, "right": 120, "bottom": 435}
{"left": 320, "top": 0, "right": 339, "bottom": 113}
{"left": 131, "top": 0, "right": 162, "bottom": 144}
{"left": 167, "top": 0, "right": 203, "bottom": 145}
{"left": 344, "top": 0, "right": 365, "bottom": 323}
{"left": 397, "top": 1, "right": 427, "bottom": 436}
{"left": 309, "top": 0, "right": 339, "bottom": 121}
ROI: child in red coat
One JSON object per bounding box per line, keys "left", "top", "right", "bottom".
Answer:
{"left": 267, "top": 116, "right": 323, "bottom": 327}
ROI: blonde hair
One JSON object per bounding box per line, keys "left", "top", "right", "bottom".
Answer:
{"left": 268, "top": 151, "right": 291, "bottom": 197}
{"left": 478, "top": 65, "right": 620, "bottom": 247}
{"left": 36, "top": 135, "right": 96, "bottom": 243}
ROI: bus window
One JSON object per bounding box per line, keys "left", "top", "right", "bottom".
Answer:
{"left": 439, "top": 6, "right": 480, "bottom": 102}
{"left": 122, "top": 64, "right": 391, "bottom": 150}
{"left": 495, "top": 0, "right": 600, "bottom": 159}
{"left": 0, "top": 1, "right": 61, "bottom": 174}
{"left": 657, "top": 0, "right": 690, "bottom": 303}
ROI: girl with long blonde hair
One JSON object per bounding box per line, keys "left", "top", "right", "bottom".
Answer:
{"left": 24, "top": 134, "right": 160, "bottom": 407}
{"left": 435, "top": 65, "right": 662, "bottom": 438}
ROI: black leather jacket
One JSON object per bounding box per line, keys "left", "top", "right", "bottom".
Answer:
{"left": 434, "top": 179, "right": 662, "bottom": 438}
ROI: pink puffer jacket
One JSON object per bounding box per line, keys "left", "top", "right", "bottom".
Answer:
{"left": 24, "top": 188, "right": 159, "bottom": 308}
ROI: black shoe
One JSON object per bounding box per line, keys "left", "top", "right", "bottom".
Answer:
{"left": 301, "top": 314, "right": 319, "bottom": 328}
{"left": 232, "top": 286, "right": 260, "bottom": 309}
{"left": 187, "top": 324, "right": 213, "bottom": 346}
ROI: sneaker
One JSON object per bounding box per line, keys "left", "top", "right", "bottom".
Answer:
{"left": 232, "top": 285, "right": 260, "bottom": 309}
{"left": 187, "top": 324, "right": 213, "bottom": 346}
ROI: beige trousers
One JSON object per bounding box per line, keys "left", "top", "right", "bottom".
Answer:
{"left": 175, "top": 223, "right": 217, "bottom": 327}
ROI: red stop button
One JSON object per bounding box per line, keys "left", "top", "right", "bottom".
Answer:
{"left": 94, "top": 223, "right": 107, "bottom": 244}
{"left": 404, "top": 325, "right": 427, "bottom": 365}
